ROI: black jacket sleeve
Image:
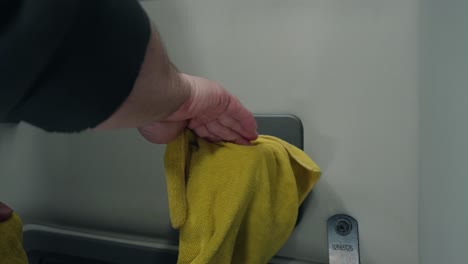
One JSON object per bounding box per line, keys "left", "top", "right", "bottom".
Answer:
{"left": 0, "top": 0, "right": 150, "bottom": 132}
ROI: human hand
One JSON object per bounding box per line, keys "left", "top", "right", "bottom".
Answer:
{"left": 139, "top": 74, "right": 258, "bottom": 145}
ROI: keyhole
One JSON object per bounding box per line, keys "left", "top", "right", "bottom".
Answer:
{"left": 335, "top": 218, "right": 352, "bottom": 236}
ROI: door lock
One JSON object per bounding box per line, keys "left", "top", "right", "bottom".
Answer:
{"left": 328, "top": 214, "right": 360, "bottom": 264}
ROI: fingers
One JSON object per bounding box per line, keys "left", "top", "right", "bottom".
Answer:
{"left": 164, "top": 74, "right": 258, "bottom": 145}
{"left": 192, "top": 125, "right": 222, "bottom": 142}
{"left": 205, "top": 120, "right": 252, "bottom": 145}
{"left": 221, "top": 96, "right": 258, "bottom": 140}
{"left": 218, "top": 113, "right": 258, "bottom": 141}
{"left": 188, "top": 95, "right": 258, "bottom": 145}
{"left": 190, "top": 120, "right": 252, "bottom": 145}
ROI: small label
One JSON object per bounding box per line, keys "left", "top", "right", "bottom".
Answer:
{"left": 332, "top": 244, "right": 354, "bottom": 251}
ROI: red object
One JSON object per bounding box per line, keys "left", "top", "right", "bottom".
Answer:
{"left": 0, "top": 202, "right": 13, "bottom": 222}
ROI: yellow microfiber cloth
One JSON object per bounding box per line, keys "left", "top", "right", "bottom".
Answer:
{"left": 0, "top": 213, "right": 28, "bottom": 264}
{"left": 164, "top": 130, "right": 321, "bottom": 264}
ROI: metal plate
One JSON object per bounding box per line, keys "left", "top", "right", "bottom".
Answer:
{"left": 255, "top": 115, "right": 303, "bottom": 149}
{"left": 327, "top": 214, "right": 360, "bottom": 264}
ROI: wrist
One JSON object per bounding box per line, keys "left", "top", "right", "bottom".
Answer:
{"left": 95, "top": 28, "right": 190, "bottom": 130}
{"left": 163, "top": 73, "right": 196, "bottom": 121}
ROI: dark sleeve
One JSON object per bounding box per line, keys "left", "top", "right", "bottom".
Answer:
{"left": 0, "top": 0, "right": 150, "bottom": 132}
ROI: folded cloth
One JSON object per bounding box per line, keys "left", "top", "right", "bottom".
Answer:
{"left": 164, "top": 130, "right": 321, "bottom": 264}
{"left": 0, "top": 210, "right": 28, "bottom": 264}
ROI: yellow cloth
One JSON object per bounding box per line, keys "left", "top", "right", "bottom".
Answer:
{"left": 164, "top": 131, "right": 321, "bottom": 264}
{"left": 0, "top": 213, "right": 28, "bottom": 264}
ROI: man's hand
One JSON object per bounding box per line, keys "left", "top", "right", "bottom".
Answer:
{"left": 97, "top": 27, "right": 257, "bottom": 145}
{"left": 138, "top": 74, "right": 258, "bottom": 145}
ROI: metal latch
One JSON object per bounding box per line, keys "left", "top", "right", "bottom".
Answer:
{"left": 328, "top": 214, "right": 360, "bottom": 264}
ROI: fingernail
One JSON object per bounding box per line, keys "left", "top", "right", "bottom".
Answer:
{"left": 249, "top": 132, "right": 259, "bottom": 141}
{"left": 0, "top": 202, "right": 13, "bottom": 222}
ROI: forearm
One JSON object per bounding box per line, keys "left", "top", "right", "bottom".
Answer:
{"left": 1, "top": 0, "right": 152, "bottom": 132}
{"left": 96, "top": 27, "right": 190, "bottom": 130}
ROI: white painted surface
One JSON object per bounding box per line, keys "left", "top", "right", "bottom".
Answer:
{"left": 142, "top": 1, "right": 419, "bottom": 262}
{"left": 0, "top": 1, "right": 421, "bottom": 263}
